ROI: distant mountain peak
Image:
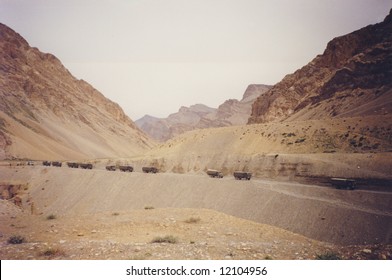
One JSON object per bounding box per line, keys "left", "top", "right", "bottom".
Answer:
{"left": 136, "top": 84, "right": 271, "bottom": 142}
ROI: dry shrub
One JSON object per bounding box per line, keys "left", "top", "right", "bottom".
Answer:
{"left": 184, "top": 217, "right": 201, "bottom": 224}
{"left": 46, "top": 214, "right": 56, "bottom": 220}
{"left": 8, "top": 235, "right": 25, "bottom": 244}
{"left": 151, "top": 235, "right": 178, "bottom": 244}
{"left": 316, "top": 252, "right": 341, "bottom": 260}
{"left": 41, "top": 247, "right": 65, "bottom": 259}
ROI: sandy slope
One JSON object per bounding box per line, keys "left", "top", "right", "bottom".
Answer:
{"left": 0, "top": 109, "right": 153, "bottom": 161}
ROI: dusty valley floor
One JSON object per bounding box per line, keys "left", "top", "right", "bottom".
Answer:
{"left": 0, "top": 165, "right": 391, "bottom": 260}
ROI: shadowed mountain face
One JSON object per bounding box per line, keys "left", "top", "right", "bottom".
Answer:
{"left": 136, "top": 84, "right": 271, "bottom": 142}
{"left": 249, "top": 9, "right": 392, "bottom": 124}
{"left": 0, "top": 23, "right": 154, "bottom": 160}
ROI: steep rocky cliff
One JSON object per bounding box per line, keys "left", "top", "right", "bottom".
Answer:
{"left": 249, "top": 9, "right": 392, "bottom": 124}
{"left": 136, "top": 84, "right": 271, "bottom": 142}
{"left": 0, "top": 23, "right": 154, "bottom": 160}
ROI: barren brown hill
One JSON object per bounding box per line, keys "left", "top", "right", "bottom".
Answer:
{"left": 136, "top": 84, "right": 271, "bottom": 141}
{"left": 0, "top": 23, "right": 154, "bottom": 160}
{"left": 249, "top": 9, "right": 392, "bottom": 124}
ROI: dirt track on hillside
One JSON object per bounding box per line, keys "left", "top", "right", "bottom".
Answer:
{"left": 1, "top": 165, "right": 391, "bottom": 247}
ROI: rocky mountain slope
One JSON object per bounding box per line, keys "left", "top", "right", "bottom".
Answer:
{"left": 0, "top": 23, "right": 154, "bottom": 160}
{"left": 249, "top": 9, "right": 392, "bottom": 124}
{"left": 136, "top": 84, "right": 271, "bottom": 141}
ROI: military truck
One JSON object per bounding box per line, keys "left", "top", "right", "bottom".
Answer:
{"left": 142, "top": 166, "right": 158, "bottom": 173}
{"left": 67, "top": 162, "right": 79, "bottom": 168}
{"left": 206, "top": 169, "right": 223, "bottom": 178}
{"left": 330, "top": 178, "right": 356, "bottom": 190}
{"left": 52, "top": 161, "right": 62, "bottom": 167}
{"left": 119, "top": 165, "right": 134, "bottom": 172}
{"left": 105, "top": 165, "right": 116, "bottom": 171}
{"left": 233, "top": 171, "right": 252, "bottom": 180}
{"left": 43, "top": 161, "right": 51, "bottom": 166}
{"left": 79, "top": 163, "right": 93, "bottom": 169}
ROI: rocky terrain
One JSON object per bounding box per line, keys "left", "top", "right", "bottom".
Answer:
{"left": 0, "top": 23, "right": 154, "bottom": 160}
{"left": 249, "top": 9, "right": 392, "bottom": 124}
{"left": 136, "top": 84, "right": 271, "bottom": 141}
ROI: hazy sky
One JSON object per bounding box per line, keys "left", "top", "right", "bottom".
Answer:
{"left": 1, "top": 0, "right": 390, "bottom": 120}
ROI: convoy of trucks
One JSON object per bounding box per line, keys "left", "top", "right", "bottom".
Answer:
{"left": 22, "top": 162, "right": 357, "bottom": 190}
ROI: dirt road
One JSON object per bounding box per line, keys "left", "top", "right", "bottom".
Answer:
{"left": 1, "top": 165, "right": 391, "bottom": 246}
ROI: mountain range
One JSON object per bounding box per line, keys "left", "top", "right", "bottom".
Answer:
{"left": 136, "top": 84, "right": 271, "bottom": 141}
{"left": 1, "top": 9, "right": 391, "bottom": 163}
